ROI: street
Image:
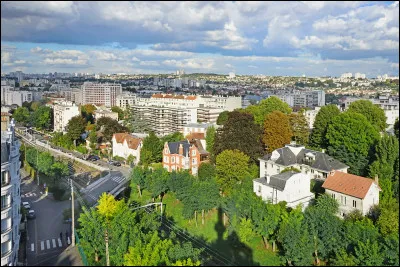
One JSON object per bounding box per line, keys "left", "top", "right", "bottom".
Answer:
{"left": 21, "top": 172, "right": 78, "bottom": 266}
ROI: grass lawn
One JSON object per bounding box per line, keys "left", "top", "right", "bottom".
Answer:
{"left": 129, "top": 185, "right": 282, "bottom": 266}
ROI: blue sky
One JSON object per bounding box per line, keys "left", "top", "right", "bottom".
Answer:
{"left": 1, "top": 1, "right": 399, "bottom": 77}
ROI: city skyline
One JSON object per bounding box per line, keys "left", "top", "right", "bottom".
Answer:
{"left": 1, "top": 1, "right": 399, "bottom": 77}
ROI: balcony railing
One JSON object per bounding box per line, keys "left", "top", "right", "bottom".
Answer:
{"left": 1, "top": 203, "right": 12, "bottom": 211}
{"left": 1, "top": 224, "right": 12, "bottom": 234}
{"left": 1, "top": 248, "right": 12, "bottom": 258}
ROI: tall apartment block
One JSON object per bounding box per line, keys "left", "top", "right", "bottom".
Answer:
{"left": 53, "top": 101, "right": 80, "bottom": 133}
{"left": 131, "top": 94, "right": 241, "bottom": 136}
{"left": 82, "top": 82, "right": 122, "bottom": 107}
{"left": 269, "top": 90, "right": 325, "bottom": 108}
{"left": 1, "top": 119, "right": 21, "bottom": 266}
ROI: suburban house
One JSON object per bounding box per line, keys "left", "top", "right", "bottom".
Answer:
{"left": 260, "top": 142, "right": 349, "bottom": 181}
{"left": 112, "top": 133, "right": 142, "bottom": 164}
{"left": 162, "top": 139, "right": 209, "bottom": 175}
{"left": 322, "top": 171, "right": 381, "bottom": 217}
{"left": 253, "top": 171, "right": 314, "bottom": 210}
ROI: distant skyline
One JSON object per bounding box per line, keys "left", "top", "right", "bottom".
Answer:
{"left": 1, "top": 1, "right": 399, "bottom": 77}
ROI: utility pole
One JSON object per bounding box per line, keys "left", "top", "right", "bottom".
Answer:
{"left": 105, "top": 229, "right": 110, "bottom": 266}
{"left": 71, "top": 179, "right": 75, "bottom": 247}
{"left": 36, "top": 148, "right": 39, "bottom": 186}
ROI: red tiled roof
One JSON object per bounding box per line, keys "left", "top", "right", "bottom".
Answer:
{"left": 113, "top": 133, "right": 141, "bottom": 150}
{"left": 322, "top": 171, "right": 381, "bottom": 199}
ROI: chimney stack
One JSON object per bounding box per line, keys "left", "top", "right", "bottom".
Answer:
{"left": 178, "top": 143, "right": 183, "bottom": 155}
{"left": 266, "top": 174, "right": 270, "bottom": 183}
{"left": 374, "top": 175, "right": 379, "bottom": 185}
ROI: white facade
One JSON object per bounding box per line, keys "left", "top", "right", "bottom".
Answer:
{"left": 253, "top": 172, "right": 314, "bottom": 210}
{"left": 53, "top": 101, "right": 80, "bottom": 133}
{"left": 182, "top": 123, "right": 214, "bottom": 137}
{"left": 340, "top": 72, "right": 352, "bottom": 79}
{"left": 228, "top": 72, "right": 235, "bottom": 79}
{"left": 2, "top": 87, "right": 33, "bottom": 107}
{"left": 116, "top": 93, "right": 137, "bottom": 110}
{"left": 1, "top": 119, "right": 21, "bottom": 266}
{"left": 82, "top": 82, "right": 122, "bottom": 107}
{"left": 354, "top": 73, "right": 366, "bottom": 79}
{"left": 112, "top": 134, "right": 142, "bottom": 164}
{"left": 93, "top": 110, "right": 119, "bottom": 121}
{"left": 305, "top": 107, "right": 321, "bottom": 129}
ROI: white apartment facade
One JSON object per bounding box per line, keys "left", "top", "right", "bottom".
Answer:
{"left": 82, "top": 82, "right": 122, "bottom": 107}
{"left": 253, "top": 172, "right": 314, "bottom": 210}
{"left": 53, "top": 101, "right": 80, "bottom": 133}
{"left": 1, "top": 119, "right": 21, "bottom": 266}
{"left": 116, "top": 93, "right": 136, "bottom": 110}
{"left": 304, "top": 107, "right": 321, "bottom": 129}
{"left": 1, "top": 87, "right": 33, "bottom": 107}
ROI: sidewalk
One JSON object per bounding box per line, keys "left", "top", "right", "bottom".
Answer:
{"left": 41, "top": 245, "right": 83, "bottom": 266}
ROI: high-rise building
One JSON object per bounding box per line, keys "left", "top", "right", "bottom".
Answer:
{"left": 1, "top": 119, "right": 22, "bottom": 266}
{"left": 354, "top": 73, "right": 366, "bottom": 79}
{"left": 228, "top": 72, "right": 235, "bottom": 79}
{"left": 82, "top": 82, "right": 122, "bottom": 107}
{"left": 116, "top": 93, "right": 137, "bottom": 110}
{"left": 269, "top": 90, "right": 325, "bottom": 108}
{"left": 340, "top": 73, "right": 352, "bottom": 79}
{"left": 53, "top": 101, "right": 80, "bottom": 132}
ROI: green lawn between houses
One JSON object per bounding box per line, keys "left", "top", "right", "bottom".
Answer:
{"left": 129, "top": 183, "right": 282, "bottom": 266}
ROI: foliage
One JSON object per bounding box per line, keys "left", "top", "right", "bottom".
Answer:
{"left": 97, "top": 193, "right": 124, "bottom": 221}
{"left": 123, "top": 108, "right": 150, "bottom": 133}
{"left": 88, "top": 130, "right": 98, "bottom": 151}
{"left": 140, "top": 132, "right": 163, "bottom": 165}
{"left": 263, "top": 111, "right": 293, "bottom": 153}
{"left": 37, "top": 152, "right": 54, "bottom": 176}
{"left": 245, "top": 96, "right": 292, "bottom": 126}
{"left": 162, "top": 132, "right": 184, "bottom": 143}
{"left": 96, "top": 117, "right": 129, "bottom": 142}
{"left": 215, "top": 149, "right": 250, "bottom": 195}
{"left": 31, "top": 106, "right": 53, "bottom": 130}
{"left": 52, "top": 132, "right": 74, "bottom": 149}
{"left": 13, "top": 107, "right": 30, "bottom": 124}
{"left": 205, "top": 126, "right": 215, "bottom": 161}
{"left": 30, "top": 101, "right": 41, "bottom": 111}
{"left": 237, "top": 218, "right": 255, "bottom": 246}
{"left": 326, "top": 112, "right": 379, "bottom": 176}
{"left": 67, "top": 115, "right": 86, "bottom": 144}
{"left": 376, "top": 201, "right": 399, "bottom": 237}
{"left": 289, "top": 111, "right": 309, "bottom": 145}
{"left": 197, "top": 162, "right": 215, "bottom": 181}
{"left": 216, "top": 111, "right": 230, "bottom": 125}
{"left": 127, "top": 154, "right": 136, "bottom": 165}
{"left": 309, "top": 104, "right": 340, "bottom": 149}
{"left": 75, "top": 145, "right": 88, "bottom": 155}
{"left": 111, "top": 106, "right": 124, "bottom": 120}
{"left": 80, "top": 104, "right": 96, "bottom": 124}
{"left": 281, "top": 166, "right": 301, "bottom": 173}
{"left": 213, "top": 111, "right": 264, "bottom": 164}
{"left": 50, "top": 161, "right": 69, "bottom": 183}
{"left": 348, "top": 100, "right": 387, "bottom": 131}
{"left": 394, "top": 118, "right": 399, "bottom": 140}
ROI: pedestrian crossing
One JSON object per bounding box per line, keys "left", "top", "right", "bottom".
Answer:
{"left": 22, "top": 192, "right": 37, "bottom": 198}
{"left": 86, "top": 193, "right": 98, "bottom": 201}
{"left": 112, "top": 176, "right": 125, "bottom": 184}
{"left": 32, "top": 237, "right": 69, "bottom": 252}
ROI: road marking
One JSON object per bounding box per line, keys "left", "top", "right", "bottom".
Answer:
{"left": 46, "top": 240, "right": 50, "bottom": 249}
{"left": 41, "top": 241, "right": 44, "bottom": 250}
{"left": 31, "top": 243, "right": 34, "bottom": 252}
{"left": 67, "top": 237, "right": 71, "bottom": 245}
{"left": 58, "top": 238, "right": 62, "bottom": 247}
{"left": 52, "top": 239, "right": 56, "bottom": 248}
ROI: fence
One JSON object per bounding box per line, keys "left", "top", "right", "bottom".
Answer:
{"left": 75, "top": 230, "right": 89, "bottom": 266}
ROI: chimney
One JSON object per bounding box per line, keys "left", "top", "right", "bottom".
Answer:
{"left": 266, "top": 174, "right": 270, "bottom": 183}
{"left": 374, "top": 175, "right": 379, "bottom": 185}
{"left": 178, "top": 143, "right": 183, "bottom": 155}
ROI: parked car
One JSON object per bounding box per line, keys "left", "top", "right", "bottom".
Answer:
{"left": 22, "top": 202, "right": 31, "bottom": 210}
{"left": 87, "top": 155, "right": 100, "bottom": 161}
{"left": 27, "top": 210, "right": 36, "bottom": 219}
{"left": 113, "top": 161, "right": 121, "bottom": 166}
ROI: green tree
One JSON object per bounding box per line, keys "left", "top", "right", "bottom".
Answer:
{"left": 127, "top": 154, "right": 136, "bottom": 166}
{"left": 214, "top": 111, "right": 264, "bottom": 164}
{"left": 348, "top": 100, "right": 387, "bottom": 131}
{"left": 13, "top": 107, "right": 30, "bottom": 124}
{"left": 216, "top": 111, "right": 230, "bottom": 125}
{"left": 111, "top": 106, "right": 124, "bottom": 120}
{"left": 51, "top": 161, "right": 69, "bottom": 184}
{"left": 394, "top": 118, "right": 399, "bottom": 140}
{"left": 289, "top": 111, "right": 309, "bottom": 145}
{"left": 197, "top": 162, "right": 215, "bottom": 181}
{"left": 263, "top": 111, "right": 293, "bottom": 153}
{"left": 30, "top": 101, "right": 41, "bottom": 112}
{"left": 216, "top": 149, "right": 250, "bottom": 195}
{"left": 162, "top": 132, "right": 184, "bottom": 143}
{"left": 309, "top": 104, "right": 340, "bottom": 149}
{"left": 31, "top": 106, "right": 53, "bottom": 130}
{"left": 37, "top": 152, "right": 54, "bottom": 176}
{"left": 376, "top": 201, "right": 399, "bottom": 237}
{"left": 205, "top": 126, "right": 215, "bottom": 160}
{"left": 96, "top": 117, "right": 129, "bottom": 142}
{"left": 88, "top": 130, "right": 98, "bottom": 152}
{"left": 245, "top": 96, "right": 292, "bottom": 126}
{"left": 66, "top": 115, "right": 86, "bottom": 147}
{"left": 140, "top": 132, "right": 163, "bottom": 165}
{"left": 326, "top": 112, "right": 379, "bottom": 176}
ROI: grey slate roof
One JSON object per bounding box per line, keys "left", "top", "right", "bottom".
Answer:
{"left": 254, "top": 171, "right": 298, "bottom": 191}
{"left": 168, "top": 140, "right": 191, "bottom": 155}
{"left": 1, "top": 142, "right": 9, "bottom": 164}
{"left": 261, "top": 145, "right": 348, "bottom": 172}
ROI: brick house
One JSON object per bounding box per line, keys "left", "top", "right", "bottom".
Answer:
{"left": 162, "top": 139, "right": 209, "bottom": 175}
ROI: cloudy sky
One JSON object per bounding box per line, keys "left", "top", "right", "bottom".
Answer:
{"left": 1, "top": 1, "right": 399, "bottom": 77}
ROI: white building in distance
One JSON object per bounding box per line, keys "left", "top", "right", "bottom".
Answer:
{"left": 82, "top": 82, "right": 122, "bottom": 107}
{"left": 340, "top": 72, "right": 352, "bottom": 79}
{"left": 1, "top": 119, "right": 21, "bottom": 266}
{"left": 53, "top": 101, "right": 80, "bottom": 133}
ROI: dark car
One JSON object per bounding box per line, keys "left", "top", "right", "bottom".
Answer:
{"left": 27, "top": 210, "right": 36, "bottom": 219}
{"left": 87, "top": 155, "right": 100, "bottom": 161}
{"left": 113, "top": 161, "right": 121, "bottom": 166}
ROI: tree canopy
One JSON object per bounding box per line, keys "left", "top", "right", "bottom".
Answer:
{"left": 111, "top": 106, "right": 124, "bottom": 121}
{"left": 31, "top": 106, "right": 53, "bottom": 130}
{"left": 140, "top": 132, "right": 163, "bottom": 165}
{"left": 348, "top": 100, "right": 387, "bottom": 132}
{"left": 309, "top": 104, "right": 340, "bottom": 149}
{"left": 245, "top": 96, "right": 292, "bottom": 126}
{"left": 96, "top": 117, "right": 129, "bottom": 142}
{"left": 67, "top": 115, "right": 87, "bottom": 145}
{"left": 289, "top": 111, "right": 309, "bottom": 145}
{"left": 216, "top": 111, "right": 230, "bottom": 125}
{"left": 263, "top": 111, "right": 293, "bottom": 153}
{"left": 13, "top": 106, "right": 30, "bottom": 124}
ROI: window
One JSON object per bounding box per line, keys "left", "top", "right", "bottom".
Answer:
{"left": 332, "top": 193, "right": 335, "bottom": 199}
{"left": 352, "top": 200, "right": 357, "bottom": 208}
{"left": 323, "top": 173, "right": 328, "bottom": 178}
{"left": 344, "top": 197, "right": 346, "bottom": 205}
{"left": 258, "top": 185, "right": 261, "bottom": 193}
{"left": 164, "top": 156, "right": 169, "bottom": 163}
{"left": 171, "top": 157, "right": 175, "bottom": 163}
{"left": 311, "top": 169, "right": 314, "bottom": 174}
{"left": 192, "top": 150, "right": 196, "bottom": 156}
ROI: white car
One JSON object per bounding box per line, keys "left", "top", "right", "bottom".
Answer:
{"left": 22, "top": 202, "right": 31, "bottom": 210}
{"left": 27, "top": 210, "right": 36, "bottom": 219}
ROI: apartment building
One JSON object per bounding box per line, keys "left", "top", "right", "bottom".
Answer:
{"left": 53, "top": 101, "right": 80, "bottom": 132}
{"left": 260, "top": 142, "right": 349, "bottom": 181}
{"left": 1, "top": 119, "right": 21, "bottom": 266}
{"left": 162, "top": 139, "right": 209, "bottom": 175}
{"left": 1, "top": 87, "right": 33, "bottom": 107}
{"left": 116, "top": 93, "right": 136, "bottom": 110}
{"left": 93, "top": 109, "right": 119, "bottom": 121}
{"left": 304, "top": 107, "right": 321, "bottom": 129}
{"left": 269, "top": 90, "right": 325, "bottom": 108}
{"left": 131, "top": 94, "right": 241, "bottom": 136}
{"left": 82, "top": 82, "right": 122, "bottom": 107}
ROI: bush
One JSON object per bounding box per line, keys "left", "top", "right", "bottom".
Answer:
{"left": 113, "top": 156, "right": 125, "bottom": 162}
{"left": 75, "top": 145, "right": 88, "bottom": 155}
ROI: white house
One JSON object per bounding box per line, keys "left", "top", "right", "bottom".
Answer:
{"left": 253, "top": 171, "right": 314, "bottom": 210}
{"left": 260, "top": 142, "right": 349, "bottom": 181}
{"left": 112, "top": 133, "right": 142, "bottom": 164}
{"left": 322, "top": 171, "right": 381, "bottom": 217}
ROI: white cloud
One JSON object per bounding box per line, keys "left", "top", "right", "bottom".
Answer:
{"left": 139, "top": 61, "right": 160, "bottom": 66}
{"left": 43, "top": 58, "right": 88, "bottom": 65}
